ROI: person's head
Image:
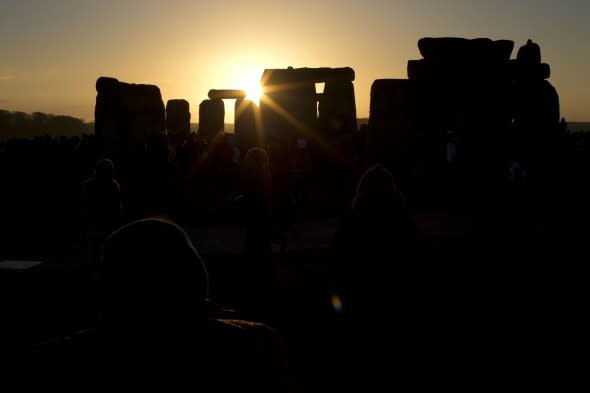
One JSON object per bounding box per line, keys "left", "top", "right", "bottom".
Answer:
{"left": 243, "top": 147, "right": 271, "bottom": 187}
{"left": 98, "top": 217, "right": 209, "bottom": 330}
{"left": 353, "top": 164, "right": 405, "bottom": 211}
{"left": 244, "top": 147, "right": 270, "bottom": 172}
{"left": 94, "top": 158, "right": 115, "bottom": 181}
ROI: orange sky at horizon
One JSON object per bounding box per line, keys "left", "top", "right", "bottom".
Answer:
{"left": 1, "top": 0, "right": 589, "bottom": 123}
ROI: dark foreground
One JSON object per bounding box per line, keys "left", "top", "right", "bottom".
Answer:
{"left": 0, "top": 201, "right": 586, "bottom": 390}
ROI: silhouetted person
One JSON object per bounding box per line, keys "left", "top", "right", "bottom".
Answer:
{"left": 29, "top": 217, "right": 287, "bottom": 392}
{"left": 268, "top": 138, "right": 297, "bottom": 254}
{"left": 80, "top": 158, "right": 122, "bottom": 255}
{"left": 330, "top": 164, "right": 423, "bottom": 315}
{"left": 291, "top": 136, "right": 313, "bottom": 210}
{"left": 328, "top": 164, "right": 427, "bottom": 390}
{"left": 237, "top": 147, "right": 277, "bottom": 319}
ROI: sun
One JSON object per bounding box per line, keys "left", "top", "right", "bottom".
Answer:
{"left": 234, "top": 69, "right": 263, "bottom": 105}
{"left": 243, "top": 78, "right": 262, "bottom": 104}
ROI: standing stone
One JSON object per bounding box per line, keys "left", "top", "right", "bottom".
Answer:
{"left": 318, "top": 81, "right": 357, "bottom": 135}
{"left": 234, "top": 98, "right": 259, "bottom": 152}
{"left": 166, "top": 99, "right": 191, "bottom": 147}
{"left": 511, "top": 39, "right": 560, "bottom": 178}
{"left": 405, "top": 38, "right": 515, "bottom": 178}
{"left": 259, "top": 68, "right": 317, "bottom": 144}
{"left": 516, "top": 39, "right": 541, "bottom": 65}
{"left": 367, "top": 79, "right": 412, "bottom": 182}
{"left": 198, "top": 99, "right": 225, "bottom": 141}
{"left": 94, "top": 76, "right": 165, "bottom": 155}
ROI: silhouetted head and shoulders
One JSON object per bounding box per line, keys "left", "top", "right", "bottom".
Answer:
{"left": 352, "top": 164, "right": 407, "bottom": 217}
{"left": 83, "top": 158, "right": 118, "bottom": 186}
{"left": 330, "top": 165, "right": 423, "bottom": 312}
{"left": 80, "top": 157, "right": 123, "bottom": 239}
{"left": 242, "top": 147, "right": 272, "bottom": 190}
{"left": 334, "top": 164, "right": 419, "bottom": 249}
{"left": 238, "top": 147, "right": 274, "bottom": 232}
{"left": 31, "top": 217, "right": 287, "bottom": 391}
{"left": 81, "top": 158, "right": 121, "bottom": 204}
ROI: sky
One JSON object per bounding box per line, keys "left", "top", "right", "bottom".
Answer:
{"left": 1, "top": 0, "right": 589, "bottom": 123}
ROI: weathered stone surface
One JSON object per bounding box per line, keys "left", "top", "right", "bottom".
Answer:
{"left": 208, "top": 89, "right": 247, "bottom": 100}
{"left": 166, "top": 99, "right": 191, "bottom": 145}
{"left": 261, "top": 67, "right": 355, "bottom": 85}
{"left": 94, "top": 76, "right": 165, "bottom": 151}
{"left": 259, "top": 67, "right": 357, "bottom": 145}
{"left": 509, "top": 61, "right": 550, "bottom": 80}
{"left": 260, "top": 73, "right": 316, "bottom": 143}
{"left": 370, "top": 37, "right": 561, "bottom": 184}
{"left": 510, "top": 39, "right": 560, "bottom": 166}
{"left": 198, "top": 99, "right": 225, "bottom": 140}
{"left": 513, "top": 79, "right": 560, "bottom": 130}
{"left": 516, "top": 39, "right": 541, "bottom": 65}
{"left": 417, "top": 37, "right": 514, "bottom": 64}
{"left": 367, "top": 79, "right": 412, "bottom": 177}
{"left": 407, "top": 58, "right": 513, "bottom": 80}
{"left": 234, "top": 98, "right": 259, "bottom": 150}
{"left": 318, "top": 81, "right": 357, "bottom": 135}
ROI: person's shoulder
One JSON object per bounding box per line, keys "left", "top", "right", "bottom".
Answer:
{"left": 33, "top": 327, "right": 102, "bottom": 354}
{"left": 206, "top": 318, "right": 283, "bottom": 356}
{"left": 111, "top": 179, "right": 121, "bottom": 192}
{"left": 81, "top": 177, "right": 96, "bottom": 191}
{"left": 204, "top": 318, "right": 286, "bottom": 390}
{"left": 19, "top": 328, "right": 103, "bottom": 378}
{"left": 209, "top": 318, "right": 280, "bottom": 340}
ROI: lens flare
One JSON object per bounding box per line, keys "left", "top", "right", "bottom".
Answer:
{"left": 331, "top": 294, "right": 343, "bottom": 313}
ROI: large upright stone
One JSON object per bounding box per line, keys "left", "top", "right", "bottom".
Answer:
{"left": 198, "top": 99, "right": 224, "bottom": 141}
{"left": 234, "top": 98, "right": 259, "bottom": 151}
{"left": 318, "top": 81, "right": 357, "bottom": 135}
{"left": 259, "top": 67, "right": 356, "bottom": 142}
{"left": 512, "top": 39, "right": 560, "bottom": 131}
{"left": 516, "top": 39, "right": 541, "bottom": 65}
{"left": 166, "top": 99, "right": 190, "bottom": 146}
{"left": 258, "top": 67, "right": 359, "bottom": 206}
{"left": 510, "top": 39, "right": 550, "bottom": 81}
{"left": 259, "top": 68, "right": 318, "bottom": 143}
{"left": 511, "top": 39, "right": 560, "bottom": 173}
{"left": 94, "top": 76, "right": 165, "bottom": 153}
{"left": 406, "top": 37, "right": 515, "bottom": 172}
{"left": 367, "top": 79, "right": 412, "bottom": 179}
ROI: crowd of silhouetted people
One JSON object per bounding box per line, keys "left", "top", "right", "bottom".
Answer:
{"left": 0, "top": 127, "right": 588, "bottom": 391}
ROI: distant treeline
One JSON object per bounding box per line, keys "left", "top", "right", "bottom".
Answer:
{"left": 0, "top": 109, "right": 367, "bottom": 140}
{"left": 0, "top": 110, "right": 93, "bottom": 140}
{"left": 568, "top": 122, "right": 590, "bottom": 133}
{"left": 5, "top": 109, "right": 578, "bottom": 140}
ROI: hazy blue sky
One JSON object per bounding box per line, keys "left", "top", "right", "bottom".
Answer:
{"left": 1, "top": 0, "right": 588, "bottom": 121}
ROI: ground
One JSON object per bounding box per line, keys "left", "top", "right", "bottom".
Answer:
{"left": 0, "top": 203, "right": 586, "bottom": 391}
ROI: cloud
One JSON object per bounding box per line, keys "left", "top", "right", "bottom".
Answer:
{"left": 0, "top": 75, "right": 15, "bottom": 81}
